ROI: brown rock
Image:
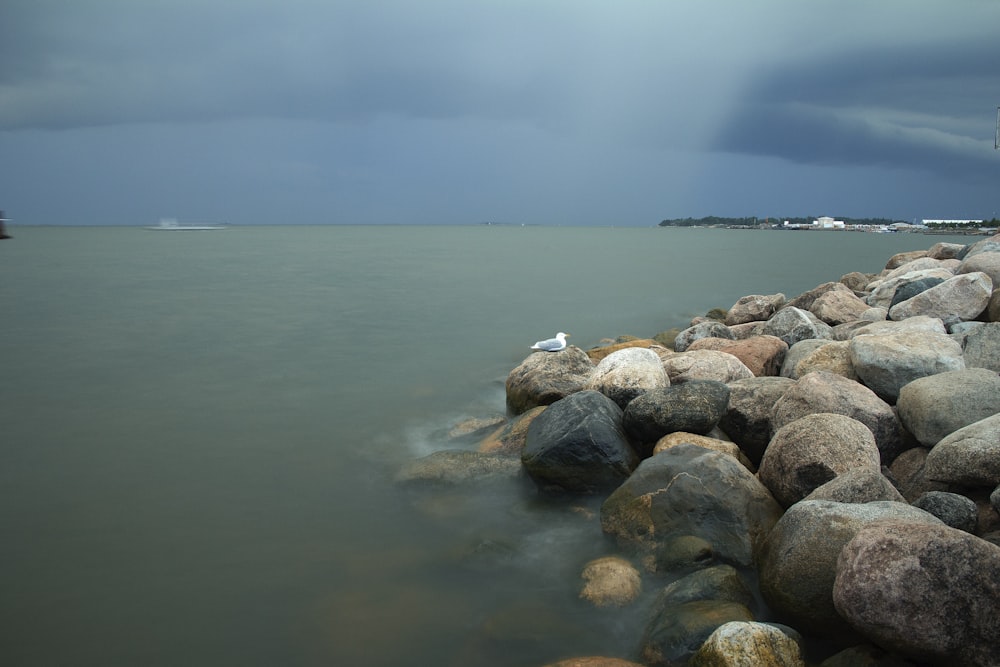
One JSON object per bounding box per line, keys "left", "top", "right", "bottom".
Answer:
{"left": 686, "top": 335, "right": 788, "bottom": 377}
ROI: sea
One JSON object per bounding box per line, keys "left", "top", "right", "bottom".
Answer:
{"left": 0, "top": 225, "right": 972, "bottom": 666}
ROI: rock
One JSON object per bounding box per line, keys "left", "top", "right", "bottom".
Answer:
{"left": 888, "top": 446, "right": 952, "bottom": 502}
{"left": 761, "top": 307, "right": 834, "bottom": 347}
{"left": 896, "top": 368, "right": 1000, "bottom": 447}
{"left": 865, "top": 268, "right": 954, "bottom": 309}
{"left": 811, "top": 290, "right": 872, "bottom": 325}
{"left": 780, "top": 339, "right": 830, "bottom": 378}
{"left": 653, "top": 535, "right": 718, "bottom": 574}
{"left": 833, "top": 520, "right": 1000, "bottom": 667}
{"left": 927, "top": 241, "right": 966, "bottom": 260}
{"left": 641, "top": 600, "right": 754, "bottom": 667}
{"left": 888, "top": 271, "right": 992, "bottom": 322}
{"left": 578, "top": 556, "right": 642, "bottom": 608}
{"left": 586, "top": 338, "right": 662, "bottom": 363}
{"left": 622, "top": 381, "right": 731, "bottom": 455}
{"left": 888, "top": 276, "right": 945, "bottom": 308}
{"left": 653, "top": 432, "right": 754, "bottom": 471}
{"left": 395, "top": 449, "right": 526, "bottom": 487}
{"left": 770, "top": 371, "right": 905, "bottom": 464}
{"left": 521, "top": 390, "right": 638, "bottom": 494}
{"left": 728, "top": 321, "right": 768, "bottom": 339}
{"left": 988, "top": 288, "right": 1000, "bottom": 322}
{"left": 543, "top": 659, "right": 646, "bottom": 667}
{"left": 912, "top": 491, "right": 978, "bottom": 533}
{"left": 477, "top": 406, "right": 545, "bottom": 456}
{"left": 758, "top": 500, "right": 942, "bottom": 640}
{"left": 859, "top": 306, "right": 888, "bottom": 321}
{"left": 789, "top": 340, "right": 857, "bottom": 381}
{"left": 446, "top": 414, "right": 508, "bottom": 440}
{"left": 993, "top": 484, "right": 1000, "bottom": 514}
{"left": 586, "top": 347, "right": 670, "bottom": 409}
{"left": 884, "top": 249, "right": 928, "bottom": 270}
{"left": 963, "top": 322, "right": 1000, "bottom": 372}
{"left": 785, "top": 281, "right": 855, "bottom": 312}
{"left": 690, "top": 621, "right": 804, "bottom": 667}
{"left": 924, "top": 413, "right": 1000, "bottom": 488}
{"left": 505, "top": 346, "right": 594, "bottom": 414}
{"left": 958, "top": 248, "right": 1000, "bottom": 286}
{"left": 848, "top": 330, "right": 965, "bottom": 404}
{"left": 719, "top": 376, "right": 795, "bottom": 467}
{"left": 758, "top": 413, "right": 881, "bottom": 508}
{"left": 840, "top": 271, "right": 873, "bottom": 293}
{"left": 686, "top": 335, "right": 788, "bottom": 377}
{"left": 803, "top": 468, "right": 906, "bottom": 504}
{"left": 724, "top": 293, "right": 786, "bottom": 325}
{"left": 675, "top": 321, "right": 736, "bottom": 352}
{"left": 849, "top": 315, "right": 947, "bottom": 338}
{"left": 601, "top": 444, "right": 782, "bottom": 571}
{"left": 959, "top": 232, "right": 1000, "bottom": 259}
{"left": 662, "top": 350, "right": 755, "bottom": 385}
{"left": 819, "top": 644, "right": 920, "bottom": 667}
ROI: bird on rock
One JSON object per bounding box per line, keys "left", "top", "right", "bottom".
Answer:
{"left": 531, "top": 332, "right": 569, "bottom": 351}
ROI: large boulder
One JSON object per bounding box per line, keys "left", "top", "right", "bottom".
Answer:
{"left": 652, "top": 432, "right": 753, "bottom": 471}
{"left": 601, "top": 445, "right": 783, "bottom": 571}
{"left": 622, "top": 381, "right": 731, "bottom": 456}
{"left": 690, "top": 621, "right": 804, "bottom": 667}
{"left": 521, "top": 390, "right": 638, "bottom": 494}
{"left": 958, "top": 248, "right": 1000, "bottom": 286}
{"left": 962, "top": 322, "right": 1000, "bottom": 372}
{"left": 779, "top": 339, "right": 830, "bottom": 378}
{"left": 662, "top": 350, "right": 754, "bottom": 385}
{"left": 865, "top": 268, "right": 954, "bottom": 309}
{"left": 911, "top": 491, "right": 978, "bottom": 533}
{"left": 394, "top": 449, "right": 526, "bottom": 487}
{"left": 719, "top": 376, "right": 795, "bottom": 467}
{"left": 758, "top": 413, "right": 881, "bottom": 508}
{"left": 924, "top": 413, "right": 1000, "bottom": 488}
{"left": 887, "top": 271, "right": 992, "bottom": 322}
{"left": 834, "top": 520, "right": 1000, "bottom": 667}
{"left": 724, "top": 293, "right": 786, "bottom": 326}
{"left": 477, "top": 406, "right": 546, "bottom": 456}
{"left": 958, "top": 233, "right": 1000, "bottom": 259}
{"left": 586, "top": 347, "right": 669, "bottom": 409}
{"left": 884, "top": 249, "right": 929, "bottom": 270}
{"left": 788, "top": 340, "right": 857, "bottom": 381}
{"left": 811, "top": 289, "right": 872, "bottom": 325}
{"left": 888, "top": 276, "right": 946, "bottom": 308}
{"left": 927, "top": 241, "right": 966, "bottom": 260}
{"left": 761, "top": 307, "right": 834, "bottom": 347}
{"left": 896, "top": 368, "right": 1000, "bottom": 447}
{"left": 888, "top": 446, "right": 952, "bottom": 502}
{"left": 505, "top": 346, "right": 594, "bottom": 414}
{"left": 848, "top": 330, "right": 965, "bottom": 404}
{"left": 848, "top": 315, "right": 946, "bottom": 338}
{"left": 686, "top": 335, "right": 788, "bottom": 377}
{"left": 785, "top": 281, "right": 855, "bottom": 312}
{"left": 758, "top": 500, "right": 942, "bottom": 640}
{"left": 803, "top": 468, "right": 906, "bottom": 504}
{"left": 770, "top": 371, "right": 905, "bottom": 463}
{"left": 675, "top": 321, "right": 735, "bottom": 352}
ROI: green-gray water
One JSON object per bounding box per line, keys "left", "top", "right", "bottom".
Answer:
{"left": 0, "top": 225, "right": 969, "bottom": 666}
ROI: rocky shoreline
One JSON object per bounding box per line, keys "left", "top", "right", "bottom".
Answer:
{"left": 397, "top": 234, "right": 1000, "bottom": 667}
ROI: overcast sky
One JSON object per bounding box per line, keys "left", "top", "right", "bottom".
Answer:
{"left": 2, "top": 1, "right": 998, "bottom": 226}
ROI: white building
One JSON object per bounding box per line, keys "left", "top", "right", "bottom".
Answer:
{"left": 814, "top": 216, "right": 845, "bottom": 229}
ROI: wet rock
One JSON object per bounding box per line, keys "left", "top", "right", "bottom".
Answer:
{"left": 724, "top": 293, "right": 786, "bottom": 326}
{"left": 622, "top": 381, "right": 731, "bottom": 455}
{"left": 653, "top": 535, "right": 717, "bottom": 574}
{"left": 912, "top": 491, "right": 978, "bottom": 533}
{"left": 522, "top": 390, "right": 638, "bottom": 494}
{"left": 819, "top": 644, "right": 919, "bottom": 667}
{"left": 690, "top": 621, "right": 804, "bottom": 667}
{"left": 888, "top": 271, "right": 992, "bottom": 322}
{"left": 586, "top": 347, "right": 669, "bottom": 409}
{"left": 848, "top": 330, "right": 965, "bottom": 404}
{"left": 924, "top": 413, "right": 1000, "bottom": 488}
{"left": 505, "top": 346, "right": 594, "bottom": 414}
{"left": 674, "top": 321, "right": 735, "bottom": 352}
{"left": 962, "top": 322, "right": 1000, "bottom": 372}
{"left": 653, "top": 432, "right": 753, "bottom": 471}
{"left": 662, "top": 350, "right": 754, "bottom": 385}
{"left": 834, "top": 520, "right": 1000, "bottom": 667}
{"left": 586, "top": 338, "right": 662, "bottom": 363}
{"left": 758, "top": 413, "right": 881, "bottom": 508}
{"left": 477, "top": 405, "right": 546, "bottom": 456}
{"left": 761, "top": 307, "right": 834, "bottom": 347}
{"left": 395, "top": 449, "right": 526, "bottom": 487}
{"left": 803, "top": 467, "right": 906, "bottom": 504}
{"left": 578, "top": 556, "right": 642, "bottom": 608}
{"left": 686, "top": 335, "right": 788, "bottom": 377}
{"left": 542, "top": 658, "right": 646, "bottom": 667}
{"left": 641, "top": 600, "right": 753, "bottom": 667}
{"left": 446, "top": 414, "right": 508, "bottom": 441}
{"left": 719, "top": 376, "right": 795, "bottom": 467}
{"left": 896, "top": 368, "right": 1000, "bottom": 447}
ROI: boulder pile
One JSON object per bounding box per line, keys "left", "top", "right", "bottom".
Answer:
{"left": 398, "top": 235, "right": 1000, "bottom": 667}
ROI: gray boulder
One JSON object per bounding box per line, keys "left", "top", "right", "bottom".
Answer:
{"left": 924, "top": 413, "right": 1000, "bottom": 488}
{"left": 865, "top": 268, "right": 954, "bottom": 309}
{"left": 759, "top": 413, "right": 881, "bottom": 508}
{"left": 849, "top": 330, "right": 965, "bottom": 404}
{"left": 811, "top": 289, "right": 872, "bottom": 325}
{"left": 601, "top": 444, "right": 782, "bottom": 571}
{"left": 789, "top": 340, "right": 857, "bottom": 381}
{"left": 586, "top": 347, "right": 669, "bottom": 409}
{"left": 770, "top": 371, "right": 905, "bottom": 464}
{"left": 674, "top": 320, "right": 735, "bottom": 352}
{"left": 803, "top": 468, "right": 906, "bottom": 504}
{"left": 988, "top": 287, "right": 1000, "bottom": 322}
{"left": 834, "top": 520, "right": 1000, "bottom": 667}
{"left": 958, "top": 232, "right": 1000, "bottom": 259}
{"left": 622, "top": 381, "right": 731, "bottom": 455}
{"left": 662, "top": 349, "right": 754, "bottom": 385}
{"left": 761, "top": 307, "right": 834, "bottom": 347}
{"left": 888, "top": 271, "right": 992, "bottom": 322}
{"left": 758, "top": 500, "right": 942, "bottom": 640}
{"left": 849, "top": 315, "right": 946, "bottom": 338}
{"left": 505, "top": 346, "right": 594, "bottom": 414}
{"left": 888, "top": 446, "right": 952, "bottom": 502}
{"left": 896, "top": 368, "right": 1000, "bottom": 447}
{"left": 912, "top": 491, "right": 978, "bottom": 533}
{"left": 958, "top": 248, "right": 1000, "bottom": 286}
{"left": 888, "top": 276, "right": 945, "bottom": 308}
{"left": 963, "top": 322, "right": 1000, "bottom": 372}
{"left": 724, "top": 293, "right": 786, "bottom": 326}
{"left": 719, "top": 376, "right": 795, "bottom": 466}
{"left": 521, "top": 390, "right": 638, "bottom": 494}
{"left": 780, "top": 339, "right": 830, "bottom": 378}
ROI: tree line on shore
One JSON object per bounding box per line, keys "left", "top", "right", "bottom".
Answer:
{"left": 659, "top": 216, "right": 1000, "bottom": 229}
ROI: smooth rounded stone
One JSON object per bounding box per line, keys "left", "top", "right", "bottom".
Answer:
{"left": 653, "top": 535, "right": 718, "bottom": 574}
{"left": 477, "top": 405, "right": 545, "bottom": 456}
{"left": 819, "top": 644, "right": 920, "bottom": 667}
{"left": 885, "top": 256, "right": 950, "bottom": 279}
{"left": 912, "top": 491, "right": 978, "bottom": 533}
{"left": 724, "top": 293, "right": 786, "bottom": 326}
{"left": 779, "top": 339, "right": 830, "bottom": 378}
{"left": 958, "top": 248, "right": 1000, "bottom": 286}
{"left": 829, "top": 321, "right": 872, "bottom": 341}
{"left": 888, "top": 271, "right": 992, "bottom": 322}
{"left": 727, "top": 320, "right": 768, "bottom": 339}
{"left": 958, "top": 232, "right": 1000, "bottom": 259}
{"left": 948, "top": 319, "right": 985, "bottom": 336}
{"left": 804, "top": 468, "right": 906, "bottom": 504}
{"left": 848, "top": 315, "right": 946, "bottom": 338}
{"left": 758, "top": 500, "right": 942, "bottom": 640}
{"left": 770, "top": 371, "right": 905, "bottom": 464}
{"left": 761, "top": 306, "right": 834, "bottom": 347}
{"left": 811, "top": 289, "right": 872, "bottom": 326}
{"left": 505, "top": 346, "right": 594, "bottom": 414}
{"left": 622, "top": 381, "right": 731, "bottom": 455}
{"left": 927, "top": 241, "right": 966, "bottom": 260}
{"left": 586, "top": 347, "right": 669, "bottom": 409}
{"left": 884, "top": 249, "right": 929, "bottom": 270}
{"left": 896, "top": 368, "right": 1000, "bottom": 447}
{"left": 542, "top": 658, "right": 646, "bottom": 667}
{"left": 653, "top": 432, "right": 754, "bottom": 471}
{"left": 790, "top": 340, "right": 857, "bottom": 381}
{"left": 848, "top": 330, "right": 965, "bottom": 404}
{"left": 887, "top": 446, "right": 952, "bottom": 502}
{"left": 586, "top": 338, "right": 662, "bottom": 363}
{"left": 663, "top": 349, "right": 754, "bottom": 385}
{"left": 785, "top": 281, "right": 855, "bottom": 312}
{"left": 888, "top": 275, "right": 945, "bottom": 308}
{"left": 859, "top": 306, "right": 888, "bottom": 321}
{"left": 924, "top": 413, "right": 1000, "bottom": 488}
{"left": 601, "top": 445, "right": 783, "bottom": 571}
{"left": 833, "top": 520, "right": 1000, "bottom": 667}
{"left": 865, "top": 268, "right": 954, "bottom": 309}
{"left": 675, "top": 321, "right": 736, "bottom": 352}
{"left": 840, "top": 271, "right": 874, "bottom": 293}
{"left": 719, "top": 376, "right": 796, "bottom": 467}
{"left": 395, "top": 449, "right": 526, "bottom": 487}
{"left": 963, "top": 321, "right": 1000, "bottom": 372}
{"left": 522, "top": 390, "right": 638, "bottom": 494}
{"left": 578, "top": 556, "right": 642, "bottom": 608}
{"left": 988, "top": 287, "right": 1000, "bottom": 322}
{"left": 759, "top": 413, "right": 881, "bottom": 508}
{"left": 446, "top": 414, "right": 508, "bottom": 441}
{"left": 640, "top": 600, "right": 754, "bottom": 667}
{"left": 686, "top": 335, "right": 788, "bottom": 377}
{"left": 690, "top": 621, "right": 804, "bottom": 667}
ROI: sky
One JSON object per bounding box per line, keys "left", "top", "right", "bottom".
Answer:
{"left": 1, "top": 1, "right": 999, "bottom": 226}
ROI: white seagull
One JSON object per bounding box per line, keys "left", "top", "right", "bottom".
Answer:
{"left": 531, "top": 332, "right": 570, "bottom": 352}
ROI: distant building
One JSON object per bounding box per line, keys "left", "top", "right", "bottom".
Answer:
{"left": 922, "top": 219, "right": 983, "bottom": 226}
{"left": 814, "top": 216, "right": 845, "bottom": 229}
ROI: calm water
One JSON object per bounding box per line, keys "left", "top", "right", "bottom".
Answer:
{"left": 0, "top": 225, "right": 968, "bottom": 666}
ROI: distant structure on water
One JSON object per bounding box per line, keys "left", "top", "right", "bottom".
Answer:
{"left": 0, "top": 210, "right": 11, "bottom": 239}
